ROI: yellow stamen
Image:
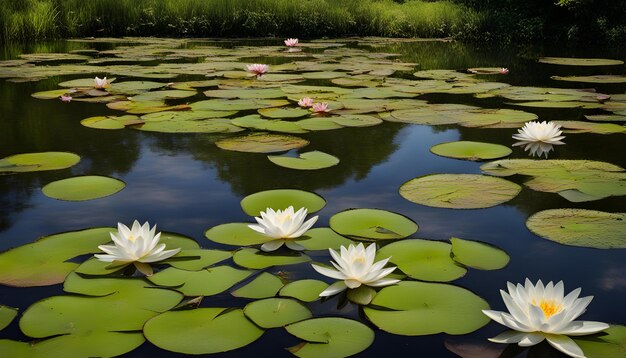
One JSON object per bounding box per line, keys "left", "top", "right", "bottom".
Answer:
{"left": 538, "top": 299, "right": 561, "bottom": 318}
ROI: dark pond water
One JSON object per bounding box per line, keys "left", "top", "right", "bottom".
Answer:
{"left": 0, "top": 38, "right": 624, "bottom": 357}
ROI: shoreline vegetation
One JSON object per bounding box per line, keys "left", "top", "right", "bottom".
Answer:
{"left": 1, "top": 0, "right": 625, "bottom": 44}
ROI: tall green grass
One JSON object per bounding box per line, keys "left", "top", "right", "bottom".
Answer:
{"left": 0, "top": 0, "right": 483, "bottom": 42}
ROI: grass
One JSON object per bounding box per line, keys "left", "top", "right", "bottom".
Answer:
{"left": 0, "top": 0, "right": 483, "bottom": 42}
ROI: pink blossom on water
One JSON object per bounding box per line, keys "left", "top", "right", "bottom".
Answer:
{"left": 298, "top": 97, "right": 314, "bottom": 107}
{"left": 60, "top": 95, "right": 72, "bottom": 103}
{"left": 499, "top": 68, "right": 509, "bottom": 74}
{"left": 284, "top": 38, "right": 299, "bottom": 47}
{"left": 246, "top": 64, "right": 269, "bottom": 76}
{"left": 311, "top": 102, "right": 330, "bottom": 113}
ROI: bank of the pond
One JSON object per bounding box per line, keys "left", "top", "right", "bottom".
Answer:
{"left": 1, "top": 0, "right": 626, "bottom": 45}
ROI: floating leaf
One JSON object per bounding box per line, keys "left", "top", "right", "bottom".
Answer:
{"left": 231, "top": 115, "right": 308, "bottom": 134}
{"left": 130, "top": 89, "right": 196, "bottom": 101}
{"left": 0, "top": 152, "right": 79, "bottom": 174}
{"left": 526, "top": 209, "right": 626, "bottom": 249}
{"left": 0, "top": 228, "right": 113, "bottom": 287}
{"left": 162, "top": 249, "right": 232, "bottom": 271}
{"left": 204, "top": 88, "right": 285, "bottom": 99}
{"left": 399, "top": 174, "right": 521, "bottom": 209}
{"left": 80, "top": 115, "right": 143, "bottom": 130}
{"left": 57, "top": 78, "right": 116, "bottom": 87}
{"left": 286, "top": 318, "right": 375, "bottom": 358}
{"left": 430, "top": 141, "right": 511, "bottom": 161}
{"left": 233, "top": 248, "right": 311, "bottom": 269}
{"left": 258, "top": 107, "right": 310, "bottom": 119}
{"left": 267, "top": 151, "right": 339, "bottom": 170}
{"left": 137, "top": 117, "right": 243, "bottom": 133}
{"left": 574, "top": 325, "right": 626, "bottom": 358}
{"left": 244, "top": 298, "right": 312, "bottom": 328}
{"left": 144, "top": 308, "right": 264, "bottom": 355}
{"left": 332, "top": 114, "right": 382, "bottom": 127}
{"left": 42, "top": 175, "right": 125, "bottom": 201}
{"left": 329, "top": 208, "right": 418, "bottom": 240}
{"left": 240, "top": 189, "right": 326, "bottom": 216}
{"left": 296, "top": 118, "right": 343, "bottom": 131}
{"left": 107, "top": 81, "right": 166, "bottom": 94}
{"left": 279, "top": 280, "right": 329, "bottom": 302}
{"left": 216, "top": 133, "right": 309, "bottom": 153}
{"left": 148, "top": 266, "right": 253, "bottom": 296}
{"left": 297, "top": 228, "right": 353, "bottom": 251}
{"left": 232, "top": 272, "right": 284, "bottom": 299}
{"left": 551, "top": 75, "right": 626, "bottom": 84}
{"left": 363, "top": 281, "right": 490, "bottom": 336}
{"left": 0, "top": 305, "right": 17, "bottom": 331}
{"left": 450, "top": 237, "right": 509, "bottom": 270}
{"left": 347, "top": 285, "right": 377, "bottom": 305}
{"left": 191, "top": 99, "right": 289, "bottom": 111}
{"left": 377, "top": 239, "right": 466, "bottom": 281}
{"left": 31, "top": 88, "right": 75, "bottom": 99}
{"left": 538, "top": 57, "right": 624, "bottom": 66}
{"left": 204, "top": 223, "right": 272, "bottom": 246}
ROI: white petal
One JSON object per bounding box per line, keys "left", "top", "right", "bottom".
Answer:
{"left": 488, "top": 330, "right": 528, "bottom": 344}
{"left": 260, "top": 240, "right": 284, "bottom": 252}
{"left": 545, "top": 334, "right": 585, "bottom": 358}
{"left": 518, "top": 332, "right": 545, "bottom": 347}
{"left": 285, "top": 240, "right": 305, "bottom": 251}
{"left": 368, "top": 278, "right": 400, "bottom": 287}
{"left": 345, "top": 279, "right": 362, "bottom": 289}
{"left": 312, "top": 265, "right": 347, "bottom": 280}
{"left": 319, "top": 281, "right": 347, "bottom": 297}
{"left": 556, "top": 321, "right": 610, "bottom": 336}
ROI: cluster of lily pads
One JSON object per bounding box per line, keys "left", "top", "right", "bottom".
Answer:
{"left": 1, "top": 38, "right": 625, "bottom": 357}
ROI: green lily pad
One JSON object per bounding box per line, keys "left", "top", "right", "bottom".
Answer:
{"left": 0, "top": 305, "right": 17, "bottom": 331}
{"left": 240, "top": 189, "right": 326, "bottom": 216}
{"left": 231, "top": 115, "right": 308, "bottom": 134}
{"left": 297, "top": 228, "right": 354, "bottom": 251}
{"left": 204, "top": 88, "right": 285, "bottom": 99}
{"left": 216, "top": 133, "right": 309, "bottom": 153}
{"left": 297, "top": 118, "right": 343, "bottom": 131}
{"left": 232, "top": 272, "right": 284, "bottom": 299}
{"left": 507, "top": 101, "right": 601, "bottom": 109}
{"left": 130, "top": 89, "right": 196, "bottom": 102}
{"left": 286, "top": 317, "right": 375, "bottom": 358}
{"left": 268, "top": 151, "right": 339, "bottom": 170}
{"left": 347, "top": 285, "right": 377, "bottom": 305}
{"left": 377, "top": 239, "right": 466, "bottom": 282}
{"left": 585, "top": 114, "right": 626, "bottom": 122}
{"left": 0, "top": 152, "right": 80, "bottom": 174}
{"left": 144, "top": 308, "right": 264, "bottom": 355}
{"left": 555, "top": 120, "right": 626, "bottom": 134}
{"left": 162, "top": 249, "right": 233, "bottom": 271}
{"left": 107, "top": 100, "right": 189, "bottom": 114}
{"left": 107, "top": 81, "right": 166, "bottom": 95}
{"left": 204, "top": 223, "right": 273, "bottom": 246}
{"left": 191, "top": 99, "right": 289, "bottom": 111}
{"left": 574, "top": 325, "right": 626, "bottom": 358}
{"left": 430, "top": 141, "right": 511, "bottom": 161}
{"left": 538, "top": 57, "right": 624, "bottom": 66}
{"left": 449, "top": 237, "right": 509, "bottom": 270}
{"left": 258, "top": 107, "right": 310, "bottom": 119}
{"left": 332, "top": 114, "right": 382, "bottom": 127}
{"left": 399, "top": 174, "right": 521, "bottom": 209}
{"left": 551, "top": 75, "right": 626, "bottom": 84}
{"left": 148, "top": 266, "right": 253, "bottom": 296}
{"left": 526, "top": 209, "right": 626, "bottom": 249}
{"left": 80, "top": 115, "right": 143, "bottom": 130}
{"left": 244, "top": 298, "right": 312, "bottom": 328}
{"left": 42, "top": 175, "right": 125, "bottom": 201}
{"left": 73, "top": 257, "right": 128, "bottom": 276}
{"left": 233, "top": 248, "right": 311, "bottom": 269}
{"left": 0, "top": 227, "right": 113, "bottom": 287}
{"left": 330, "top": 208, "right": 418, "bottom": 240}
{"left": 137, "top": 117, "right": 244, "bottom": 133}
{"left": 279, "top": 280, "right": 329, "bottom": 302}
{"left": 57, "top": 78, "right": 116, "bottom": 87}
{"left": 363, "top": 281, "right": 490, "bottom": 336}
{"left": 302, "top": 71, "right": 348, "bottom": 79}
{"left": 31, "top": 88, "right": 76, "bottom": 99}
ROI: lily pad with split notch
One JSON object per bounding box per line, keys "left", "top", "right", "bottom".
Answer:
{"left": 279, "top": 280, "right": 329, "bottom": 302}
{"left": 42, "top": 175, "right": 125, "bottom": 201}
{"left": 258, "top": 107, "right": 310, "bottom": 119}
{"left": 231, "top": 272, "right": 284, "bottom": 299}
{"left": 430, "top": 141, "right": 512, "bottom": 161}
{"left": 526, "top": 209, "right": 626, "bottom": 249}
{"left": 240, "top": 189, "right": 326, "bottom": 216}
{"left": 450, "top": 237, "right": 509, "bottom": 270}
{"left": 216, "top": 133, "right": 309, "bottom": 153}
{"left": 81, "top": 115, "right": 143, "bottom": 130}
{"left": 244, "top": 298, "right": 312, "bottom": 328}
{"left": 268, "top": 151, "right": 339, "bottom": 170}
{"left": 399, "top": 174, "right": 521, "bottom": 209}
{"left": 538, "top": 57, "right": 624, "bottom": 66}
{"left": 233, "top": 248, "right": 311, "bottom": 269}
{"left": 363, "top": 281, "right": 490, "bottom": 336}
{"left": 0, "top": 305, "right": 18, "bottom": 331}
{"left": 285, "top": 317, "right": 375, "bottom": 358}
{"left": 204, "top": 223, "right": 274, "bottom": 246}
{"left": 329, "top": 208, "right": 418, "bottom": 240}
{"left": 0, "top": 152, "right": 80, "bottom": 174}
{"left": 144, "top": 308, "right": 264, "bottom": 355}
{"left": 148, "top": 266, "right": 253, "bottom": 296}
{"left": 297, "top": 228, "right": 353, "bottom": 251}
{"left": 574, "top": 325, "right": 626, "bottom": 358}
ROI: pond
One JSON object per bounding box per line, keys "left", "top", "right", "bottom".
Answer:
{"left": 0, "top": 38, "right": 624, "bottom": 357}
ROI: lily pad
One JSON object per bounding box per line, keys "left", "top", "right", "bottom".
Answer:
{"left": 538, "top": 57, "right": 624, "bottom": 66}
{"left": 80, "top": 115, "right": 143, "bottom": 130}
{"left": 449, "top": 237, "right": 510, "bottom": 270}
{"left": 268, "top": 151, "right": 339, "bottom": 170}
{"left": 0, "top": 305, "right": 17, "bottom": 331}
{"left": 216, "top": 133, "right": 309, "bottom": 153}
{"left": 526, "top": 209, "right": 626, "bottom": 249}
{"left": 137, "top": 117, "right": 244, "bottom": 133}
{"left": 363, "top": 281, "right": 490, "bottom": 336}
{"left": 31, "top": 88, "right": 76, "bottom": 99}
{"left": 244, "top": 298, "right": 312, "bottom": 328}
{"left": 377, "top": 239, "right": 467, "bottom": 282}
{"left": 430, "top": 141, "right": 511, "bottom": 161}
{"left": 258, "top": 107, "right": 310, "bottom": 119}
{"left": 286, "top": 318, "right": 375, "bottom": 358}
{"left": 297, "top": 228, "right": 354, "bottom": 251}
{"left": 191, "top": 99, "right": 289, "bottom": 111}
{"left": 574, "top": 325, "right": 626, "bottom": 358}
{"left": 144, "top": 308, "right": 264, "bottom": 355}
{"left": 162, "top": 249, "right": 232, "bottom": 271}
{"left": 231, "top": 115, "right": 308, "bottom": 134}
{"left": 332, "top": 114, "right": 382, "bottom": 127}
{"left": 148, "top": 266, "right": 253, "bottom": 296}
{"left": 232, "top": 272, "right": 284, "bottom": 299}
{"left": 233, "top": 248, "right": 311, "bottom": 269}
{"left": 279, "top": 280, "right": 329, "bottom": 302}
{"left": 0, "top": 227, "right": 113, "bottom": 286}
{"left": 204, "top": 223, "right": 273, "bottom": 246}
{"left": 130, "top": 89, "right": 196, "bottom": 102}
{"left": 551, "top": 75, "right": 626, "bottom": 84}
{"left": 330, "top": 208, "right": 418, "bottom": 240}
{"left": 399, "top": 174, "right": 521, "bottom": 209}
{"left": 57, "top": 78, "right": 116, "bottom": 88}
{"left": 240, "top": 189, "right": 326, "bottom": 216}
{"left": 296, "top": 118, "right": 343, "bottom": 131}
{"left": 0, "top": 152, "right": 80, "bottom": 174}
{"left": 42, "top": 175, "right": 125, "bottom": 201}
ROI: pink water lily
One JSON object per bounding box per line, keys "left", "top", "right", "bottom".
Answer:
{"left": 246, "top": 64, "right": 269, "bottom": 76}
{"left": 298, "top": 97, "right": 314, "bottom": 107}
{"left": 500, "top": 68, "right": 510, "bottom": 74}
{"left": 94, "top": 76, "right": 109, "bottom": 89}
{"left": 311, "top": 102, "right": 330, "bottom": 113}
{"left": 284, "top": 38, "right": 299, "bottom": 47}
{"left": 59, "top": 95, "right": 72, "bottom": 103}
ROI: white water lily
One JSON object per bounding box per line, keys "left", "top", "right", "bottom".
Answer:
{"left": 284, "top": 38, "right": 299, "bottom": 47}
{"left": 483, "top": 279, "right": 609, "bottom": 358}
{"left": 248, "top": 206, "right": 318, "bottom": 252}
{"left": 94, "top": 76, "right": 109, "bottom": 89}
{"left": 312, "top": 243, "right": 400, "bottom": 297}
{"left": 512, "top": 121, "right": 565, "bottom": 145}
{"left": 95, "top": 221, "right": 180, "bottom": 264}
{"left": 513, "top": 141, "right": 555, "bottom": 158}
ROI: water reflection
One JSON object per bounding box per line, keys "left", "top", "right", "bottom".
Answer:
{"left": 513, "top": 140, "right": 557, "bottom": 158}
